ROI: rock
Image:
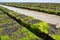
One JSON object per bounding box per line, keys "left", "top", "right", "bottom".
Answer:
{"left": 56, "top": 23, "right": 60, "bottom": 28}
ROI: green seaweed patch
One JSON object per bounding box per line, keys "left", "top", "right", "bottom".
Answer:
{"left": 8, "top": 11, "right": 15, "bottom": 16}
{"left": 0, "top": 28, "right": 4, "bottom": 32}
{"left": 13, "top": 26, "right": 41, "bottom": 40}
{"left": 1, "top": 19, "right": 12, "bottom": 24}
{"left": 0, "top": 15, "right": 7, "bottom": 18}
{"left": 1, "top": 35, "right": 10, "bottom": 40}
{"left": 18, "top": 27, "right": 41, "bottom": 40}
{"left": 31, "top": 21, "right": 49, "bottom": 34}
{"left": 51, "top": 34, "right": 60, "bottom": 40}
